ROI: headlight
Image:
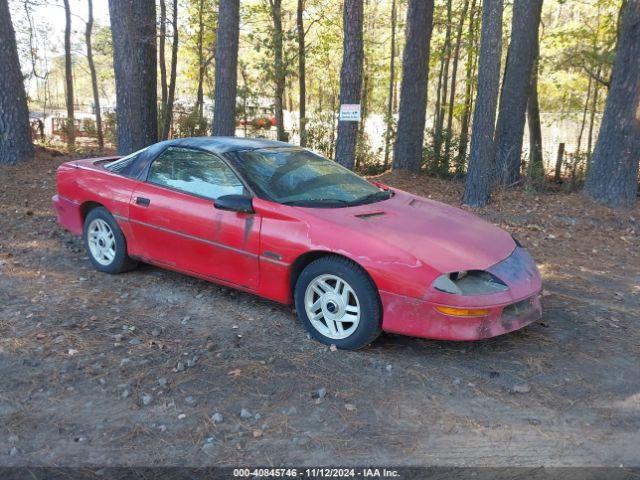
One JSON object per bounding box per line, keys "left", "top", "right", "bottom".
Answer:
{"left": 433, "top": 270, "right": 508, "bottom": 295}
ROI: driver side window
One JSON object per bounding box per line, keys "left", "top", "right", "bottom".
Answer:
{"left": 147, "top": 147, "right": 246, "bottom": 200}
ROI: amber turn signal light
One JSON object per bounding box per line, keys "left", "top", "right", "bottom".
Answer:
{"left": 435, "top": 306, "right": 490, "bottom": 317}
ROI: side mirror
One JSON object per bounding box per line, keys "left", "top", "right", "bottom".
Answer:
{"left": 214, "top": 194, "right": 254, "bottom": 214}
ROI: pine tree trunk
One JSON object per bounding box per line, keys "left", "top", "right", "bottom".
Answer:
{"left": 585, "top": 1, "right": 640, "bottom": 208}
{"left": 86, "top": 0, "right": 103, "bottom": 150}
{"left": 576, "top": 76, "right": 592, "bottom": 155}
{"left": 212, "top": 0, "right": 240, "bottom": 136}
{"left": 456, "top": 0, "right": 478, "bottom": 171}
{"left": 433, "top": 49, "right": 445, "bottom": 147}
{"left": 270, "top": 0, "right": 286, "bottom": 142}
{"left": 357, "top": 66, "right": 369, "bottom": 170}
{"left": 527, "top": 43, "right": 544, "bottom": 183}
{"left": 494, "top": 0, "right": 543, "bottom": 185}
{"left": 297, "top": 0, "right": 307, "bottom": 147}
{"left": 196, "top": 0, "right": 205, "bottom": 119}
{"left": 586, "top": 65, "right": 602, "bottom": 160}
{"left": 434, "top": 0, "right": 453, "bottom": 163}
{"left": 159, "top": 0, "right": 167, "bottom": 112}
{"left": 356, "top": 0, "right": 373, "bottom": 170}
{"left": 383, "top": 0, "right": 397, "bottom": 169}
{"left": 161, "top": 0, "right": 178, "bottom": 140}
{"left": 109, "top": 0, "right": 157, "bottom": 154}
{"left": 462, "top": 0, "right": 503, "bottom": 207}
{"left": 392, "top": 0, "right": 435, "bottom": 172}
{"left": 586, "top": 7, "right": 603, "bottom": 163}
{"left": 0, "top": 0, "right": 33, "bottom": 164}
{"left": 335, "top": 0, "right": 364, "bottom": 169}
{"left": 63, "top": 0, "right": 75, "bottom": 149}
{"left": 240, "top": 64, "right": 248, "bottom": 136}
{"left": 329, "top": 92, "right": 337, "bottom": 159}
{"left": 554, "top": 142, "right": 565, "bottom": 183}
{"left": 444, "top": 0, "right": 471, "bottom": 163}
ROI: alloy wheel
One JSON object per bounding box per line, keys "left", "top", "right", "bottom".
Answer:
{"left": 87, "top": 218, "right": 116, "bottom": 266}
{"left": 304, "top": 274, "right": 360, "bottom": 340}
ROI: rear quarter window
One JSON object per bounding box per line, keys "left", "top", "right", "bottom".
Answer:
{"left": 105, "top": 147, "right": 149, "bottom": 178}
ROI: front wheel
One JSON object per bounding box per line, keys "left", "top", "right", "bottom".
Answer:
{"left": 83, "top": 207, "right": 137, "bottom": 274}
{"left": 294, "top": 256, "right": 382, "bottom": 350}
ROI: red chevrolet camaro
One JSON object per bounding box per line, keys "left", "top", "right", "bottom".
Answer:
{"left": 53, "top": 137, "right": 542, "bottom": 349}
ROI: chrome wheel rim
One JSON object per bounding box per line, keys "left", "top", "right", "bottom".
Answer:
{"left": 304, "top": 274, "right": 360, "bottom": 340}
{"left": 87, "top": 218, "right": 116, "bottom": 266}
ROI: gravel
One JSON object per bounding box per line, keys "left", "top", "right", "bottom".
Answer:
{"left": 312, "top": 387, "right": 327, "bottom": 400}
{"left": 211, "top": 412, "right": 223, "bottom": 423}
{"left": 511, "top": 383, "right": 532, "bottom": 394}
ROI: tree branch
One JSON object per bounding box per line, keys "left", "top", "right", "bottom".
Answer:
{"left": 582, "top": 65, "right": 610, "bottom": 88}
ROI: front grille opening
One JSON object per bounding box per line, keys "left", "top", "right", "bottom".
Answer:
{"left": 503, "top": 298, "right": 533, "bottom": 318}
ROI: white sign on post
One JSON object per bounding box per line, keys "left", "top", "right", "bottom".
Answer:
{"left": 339, "top": 104, "right": 361, "bottom": 122}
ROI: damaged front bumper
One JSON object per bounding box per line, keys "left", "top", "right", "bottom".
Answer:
{"left": 380, "top": 291, "right": 542, "bottom": 341}
{"left": 380, "top": 247, "right": 543, "bottom": 341}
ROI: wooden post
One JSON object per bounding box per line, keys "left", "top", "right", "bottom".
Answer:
{"left": 554, "top": 142, "right": 565, "bottom": 183}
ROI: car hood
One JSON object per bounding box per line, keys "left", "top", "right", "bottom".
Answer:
{"left": 305, "top": 190, "right": 516, "bottom": 273}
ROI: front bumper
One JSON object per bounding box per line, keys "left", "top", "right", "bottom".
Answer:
{"left": 380, "top": 291, "right": 542, "bottom": 340}
{"left": 380, "top": 246, "right": 543, "bottom": 341}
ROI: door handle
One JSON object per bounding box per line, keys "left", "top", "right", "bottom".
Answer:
{"left": 136, "top": 197, "right": 151, "bottom": 206}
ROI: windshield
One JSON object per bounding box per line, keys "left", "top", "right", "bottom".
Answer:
{"left": 230, "top": 148, "right": 391, "bottom": 207}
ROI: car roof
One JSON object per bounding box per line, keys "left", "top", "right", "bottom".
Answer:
{"left": 165, "top": 136, "right": 294, "bottom": 154}
{"left": 107, "top": 136, "right": 298, "bottom": 180}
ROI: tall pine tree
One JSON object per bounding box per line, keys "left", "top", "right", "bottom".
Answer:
{"left": 212, "top": 0, "right": 240, "bottom": 136}
{"left": 463, "top": 0, "right": 503, "bottom": 207}
{"left": 392, "top": 0, "right": 435, "bottom": 171}
{"left": 0, "top": 0, "right": 33, "bottom": 164}
{"left": 585, "top": 0, "right": 640, "bottom": 208}
{"left": 494, "top": 0, "right": 543, "bottom": 185}
{"left": 109, "top": 0, "right": 158, "bottom": 154}
{"left": 335, "top": 0, "right": 364, "bottom": 170}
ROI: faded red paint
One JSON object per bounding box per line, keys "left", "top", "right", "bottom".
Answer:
{"left": 53, "top": 157, "right": 542, "bottom": 342}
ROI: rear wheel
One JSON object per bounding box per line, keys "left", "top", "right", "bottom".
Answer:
{"left": 83, "top": 207, "right": 137, "bottom": 274}
{"left": 294, "top": 256, "right": 382, "bottom": 350}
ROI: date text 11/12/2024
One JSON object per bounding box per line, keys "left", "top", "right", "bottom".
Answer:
{"left": 233, "top": 468, "right": 400, "bottom": 478}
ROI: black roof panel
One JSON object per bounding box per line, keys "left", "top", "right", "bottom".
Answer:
{"left": 106, "top": 136, "right": 297, "bottom": 180}
{"left": 167, "top": 136, "right": 293, "bottom": 154}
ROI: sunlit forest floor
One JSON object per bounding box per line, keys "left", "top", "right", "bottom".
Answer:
{"left": 0, "top": 147, "right": 639, "bottom": 466}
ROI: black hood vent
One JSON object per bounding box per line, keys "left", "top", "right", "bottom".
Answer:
{"left": 355, "top": 211, "right": 386, "bottom": 220}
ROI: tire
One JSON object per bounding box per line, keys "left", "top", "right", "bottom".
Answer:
{"left": 83, "top": 206, "right": 137, "bottom": 274}
{"left": 294, "top": 255, "right": 382, "bottom": 350}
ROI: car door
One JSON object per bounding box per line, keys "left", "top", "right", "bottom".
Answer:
{"left": 127, "top": 147, "right": 260, "bottom": 290}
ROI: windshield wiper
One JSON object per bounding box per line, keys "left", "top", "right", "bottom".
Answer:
{"left": 348, "top": 189, "right": 392, "bottom": 206}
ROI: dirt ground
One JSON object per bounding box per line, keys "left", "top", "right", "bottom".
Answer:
{"left": 1, "top": 148, "right": 639, "bottom": 467}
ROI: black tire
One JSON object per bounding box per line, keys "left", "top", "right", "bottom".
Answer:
{"left": 294, "top": 255, "right": 382, "bottom": 350}
{"left": 83, "top": 206, "right": 138, "bottom": 274}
